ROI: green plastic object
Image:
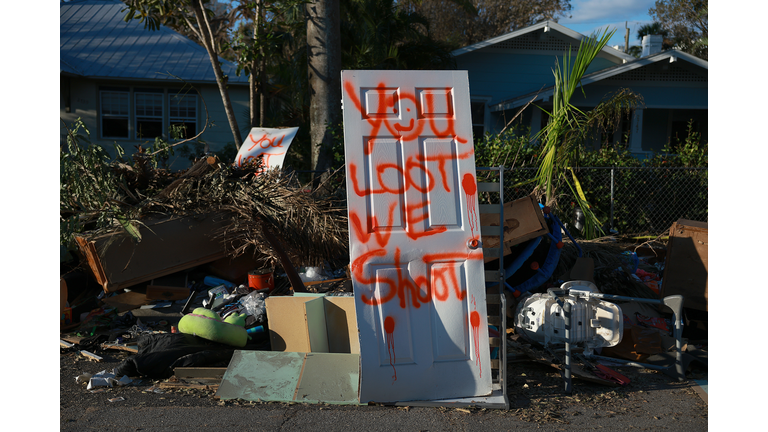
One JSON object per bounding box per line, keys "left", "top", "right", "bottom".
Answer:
{"left": 178, "top": 308, "right": 248, "bottom": 347}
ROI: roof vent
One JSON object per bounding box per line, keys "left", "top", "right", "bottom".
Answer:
{"left": 641, "top": 35, "right": 663, "bottom": 57}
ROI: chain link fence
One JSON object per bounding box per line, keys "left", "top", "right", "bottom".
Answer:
{"left": 477, "top": 166, "right": 708, "bottom": 237}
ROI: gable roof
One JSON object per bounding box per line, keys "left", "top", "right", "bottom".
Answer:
{"left": 60, "top": 0, "right": 248, "bottom": 84}
{"left": 451, "top": 20, "right": 636, "bottom": 64}
{"left": 490, "top": 48, "right": 708, "bottom": 112}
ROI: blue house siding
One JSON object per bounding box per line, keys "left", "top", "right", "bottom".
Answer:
{"left": 453, "top": 24, "right": 707, "bottom": 157}
{"left": 460, "top": 50, "right": 620, "bottom": 104}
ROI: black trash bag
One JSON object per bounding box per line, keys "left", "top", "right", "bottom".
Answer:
{"left": 75, "top": 334, "right": 110, "bottom": 351}
{"left": 114, "top": 333, "right": 236, "bottom": 379}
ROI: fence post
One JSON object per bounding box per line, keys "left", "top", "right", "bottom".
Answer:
{"left": 610, "top": 166, "right": 615, "bottom": 231}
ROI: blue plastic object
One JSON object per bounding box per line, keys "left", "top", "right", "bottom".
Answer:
{"left": 486, "top": 204, "right": 583, "bottom": 299}
{"left": 203, "top": 276, "right": 236, "bottom": 289}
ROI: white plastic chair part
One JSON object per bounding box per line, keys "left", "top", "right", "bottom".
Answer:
{"left": 514, "top": 289, "right": 623, "bottom": 351}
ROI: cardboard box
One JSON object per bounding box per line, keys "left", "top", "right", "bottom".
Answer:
{"left": 661, "top": 219, "right": 708, "bottom": 311}
{"left": 480, "top": 196, "right": 549, "bottom": 262}
{"left": 265, "top": 295, "right": 359, "bottom": 354}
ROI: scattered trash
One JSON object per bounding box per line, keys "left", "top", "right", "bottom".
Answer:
{"left": 80, "top": 350, "right": 103, "bottom": 362}
{"left": 241, "top": 291, "right": 266, "bottom": 322}
{"left": 108, "top": 397, "right": 125, "bottom": 402}
{"left": 297, "top": 266, "right": 325, "bottom": 283}
{"left": 82, "top": 369, "right": 133, "bottom": 390}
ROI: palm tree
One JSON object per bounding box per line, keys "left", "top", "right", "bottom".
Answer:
{"left": 637, "top": 22, "right": 673, "bottom": 51}
{"left": 339, "top": 0, "right": 456, "bottom": 70}
{"left": 532, "top": 29, "right": 643, "bottom": 239}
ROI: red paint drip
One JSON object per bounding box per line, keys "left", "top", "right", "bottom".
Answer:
{"left": 384, "top": 316, "right": 397, "bottom": 383}
{"left": 462, "top": 173, "right": 478, "bottom": 238}
{"left": 470, "top": 310, "right": 481, "bottom": 377}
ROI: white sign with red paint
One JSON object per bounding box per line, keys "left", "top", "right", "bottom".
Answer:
{"left": 341, "top": 70, "right": 492, "bottom": 403}
{"left": 234, "top": 127, "right": 298, "bottom": 169}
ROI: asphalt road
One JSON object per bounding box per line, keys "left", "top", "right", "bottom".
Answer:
{"left": 59, "top": 346, "right": 707, "bottom": 431}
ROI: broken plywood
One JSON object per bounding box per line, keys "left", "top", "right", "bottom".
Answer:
{"left": 75, "top": 213, "right": 231, "bottom": 293}
{"left": 215, "top": 351, "right": 361, "bottom": 405}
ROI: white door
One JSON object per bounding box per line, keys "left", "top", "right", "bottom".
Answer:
{"left": 341, "top": 70, "right": 491, "bottom": 402}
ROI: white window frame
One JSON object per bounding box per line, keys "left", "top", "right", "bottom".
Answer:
{"left": 99, "top": 90, "right": 130, "bottom": 139}
{"left": 470, "top": 97, "right": 491, "bottom": 143}
{"left": 134, "top": 91, "right": 165, "bottom": 139}
{"left": 169, "top": 92, "right": 198, "bottom": 140}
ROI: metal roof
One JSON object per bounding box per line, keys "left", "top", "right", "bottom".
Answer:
{"left": 60, "top": 0, "right": 248, "bottom": 84}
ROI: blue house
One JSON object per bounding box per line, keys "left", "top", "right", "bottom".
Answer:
{"left": 453, "top": 21, "right": 708, "bottom": 158}
{"left": 60, "top": 0, "right": 250, "bottom": 168}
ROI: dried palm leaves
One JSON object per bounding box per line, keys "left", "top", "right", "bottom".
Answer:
{"left": 140, "top": 159, "right": 349, "bottom": 270}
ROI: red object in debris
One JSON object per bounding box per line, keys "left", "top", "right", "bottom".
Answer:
{"left": 635, "top": 269, "right": 659, "bottom": 281}
{"left": 248, "top": 269, "right": 275, "bottom": 292}
{"left": 595, "top": 364, "right": 631, "bottom": 386}
{"left": 530, "top": 262, "right": 540, "bottom": 271}
{"left": 636, "top": 312, "right": 671, "bottom": 333}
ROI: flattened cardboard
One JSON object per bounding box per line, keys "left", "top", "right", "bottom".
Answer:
{"left": 480, "top": 196, "right": 549, "bottom": 262}
{"left": 661, "top": 219, "right": 708, "bottom": 311}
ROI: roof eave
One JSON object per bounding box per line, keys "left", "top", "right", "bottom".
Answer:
{"left": 451, "top": 20, "right": 636, "bottom": 62}
{"left": 490, "top": 50, "right": 708, "bottom": 112}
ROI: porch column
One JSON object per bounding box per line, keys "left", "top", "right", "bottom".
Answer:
{"left": 530, "top": 107, "right": 542, "bottom": 142}
{"left": 629, "top": 108, "right": 644, "bottom": 154}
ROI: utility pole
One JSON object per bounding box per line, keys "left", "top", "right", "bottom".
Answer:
{"left": 624, "top": 22, "right": 630, "bottom": 53}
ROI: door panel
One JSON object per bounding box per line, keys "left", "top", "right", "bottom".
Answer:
{"left": 342, "top": 70, "right": 491, "bottom": 402}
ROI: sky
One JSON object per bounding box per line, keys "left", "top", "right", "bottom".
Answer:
{"left": 559, "top": 0, "right": 658, "bottom": 49}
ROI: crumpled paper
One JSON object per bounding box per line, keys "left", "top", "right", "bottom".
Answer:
{"left": 76, "top": 369, "right": 133, "bottom": 390}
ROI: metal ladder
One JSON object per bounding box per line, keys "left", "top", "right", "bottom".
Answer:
{"left": 477, "top": 167, "right": 509, "bottom": 410}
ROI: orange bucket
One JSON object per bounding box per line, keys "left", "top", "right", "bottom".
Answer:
{"left": 248, "top": 268, "right": 274, "bottom": 292}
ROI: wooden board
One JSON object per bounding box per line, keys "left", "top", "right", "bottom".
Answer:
{"left": 661, "top": 219, "right": 708, "bottom": 311}
{"left": 173, "top": 367, "right": 228, "bottom": 379}
{"left": 75, "top": 213, "right": 232, "bottom": 293}
{"left": 100, "top": 342, "right": 139, "bottom": 354}
{"left": 146, "top": 285, "right": 189, "bottom": 301}
{"left": 102, "top": 291, "right": 149, "bottom": 312}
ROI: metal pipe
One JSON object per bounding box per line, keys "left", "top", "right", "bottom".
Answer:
{"left": 610, "top": 167, "right": 615, "bottom": 231}
{"left": 564, "top": 301, "right": 572, "bottom": 394}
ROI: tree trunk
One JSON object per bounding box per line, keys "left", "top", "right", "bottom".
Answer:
{"left": 258, "top": 2, "right": 266, "bottom": 127}
{"left": 191, "top": 1, "right": 243, "bottom": 147}
{"left": 306, "top": 0, "right": 341, "bottom": 188}
{"left": 250, "top": 7, "right": 258, "bottom": 128}
{"left": 250, "top": 1, "right": 265, "bottom": 128}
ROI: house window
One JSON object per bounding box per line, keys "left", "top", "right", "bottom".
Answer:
{"left": 135, "top": 91, "right": 164, "bottom": 139}
{"left": 471, "top": 101, "right": 486, "bottom": 143}
{"left": 169, "top": 92, "right": 197, "bottom": 139}
{"left": 100, "top": 91, "right": 129, "bottom": 138}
